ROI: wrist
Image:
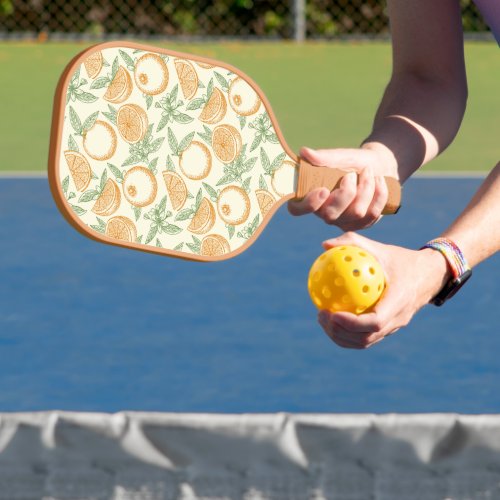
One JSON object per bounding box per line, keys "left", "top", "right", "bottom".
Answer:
{"left": 361, "top": 141, "right": 399, "bottom": 178}
{"left": 418, "top": 248, "right": 452, "bottom": 302}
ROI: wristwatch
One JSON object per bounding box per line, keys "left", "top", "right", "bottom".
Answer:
{"left": 421, "top": 238, "right": 472, "bottom": 306}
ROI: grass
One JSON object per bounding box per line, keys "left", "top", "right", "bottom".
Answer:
{"left": 0, "top": 40, "right": 497, "bottom": 172}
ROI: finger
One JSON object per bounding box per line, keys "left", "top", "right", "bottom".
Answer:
{"left": 322, "top": 231, "right": 368, "bottom": 250}
{"left": 316, "top": 172, "right": 357, "bottom": 223}
{"left": 365, "top": 176, "right": 389, "bottom": 220}
{"left": 318, "top": 311, "right": 369, "bottom": 349}
{"left": 288, "top": 188, "right": 330, "bottom": 216}
{"left": 343, "top": 165, "right": 376, "bottom": 220}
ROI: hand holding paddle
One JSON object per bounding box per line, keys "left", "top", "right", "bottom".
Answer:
{"left": 49, "top": 42, "right": 401, "bottom": 262}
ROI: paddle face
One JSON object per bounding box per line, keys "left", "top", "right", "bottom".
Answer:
{"left": 49, "top": 41, "right": 298, "bottom": 262}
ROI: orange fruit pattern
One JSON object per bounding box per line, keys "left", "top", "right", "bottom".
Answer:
{"left": 58, "top": 46, "right": 297, "bottom": 260}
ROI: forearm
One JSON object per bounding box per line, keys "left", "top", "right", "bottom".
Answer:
{"left": 441, "top": 162, "right": 500, "bottom": 267}
{"left": 363, "top": 73, "right": 467, "bottom": 181}
{"left": 361, "top": 0, "right": 467, "bottom": 182}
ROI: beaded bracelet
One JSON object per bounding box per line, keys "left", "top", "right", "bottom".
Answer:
{"left": 421, "top": 237, "right": 472, "bottom": 306}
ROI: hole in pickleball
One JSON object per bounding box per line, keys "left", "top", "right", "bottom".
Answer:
{"left": 359, "top": 251, "right": 366, "bottom": 257}
{"left": 362, "top": 285, "right": 369, "bottom": 293}
{"left": 344, "top": 256, "right": 352, "bottom": 262}
{"left": 322, "top": 286, "right": 332, "bottom": 299}
{"left": 342, "top": 295, "right": 351, "bottom": 304}
{"left": 334, "top": 277, "right": 344, "bottom": 287}
{"left": 313, "top": 271, "right": 321, "bottom": 282}
{"left": 369, "top": 267, "right": 376, "bottom": 275}
{"left": 378, "top": 284, "right": 382, "bottom": 291}
{"left": 352, "top": 269, "right": 360, "bottom": 277}
{"left": 327, "top": 264, "right": 335, "bottom": 272}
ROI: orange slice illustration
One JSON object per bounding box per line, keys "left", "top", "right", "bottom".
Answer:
{"left": 255, "top": 189, "right": 275, "bottom": 218}
{"left": 162, "top": 171, "right": 187, "bottom": 211}
{"left": 105, "top": 216, "right": 137, "bottom": 242}
{"left": 174, "top": 59, "right": 199, "bottom": 100}
{"left": 187, "top": 197, "right": 215, "bottom": 235}
{"left": 83, "top": 120, "right": 117, "bottom": 161}
{"left": 217, "top": 185, "right": 251, "bottom": 226}
{"left": 228, "top": 77, "right": 261, "bottom": 116}
{"left": 103, "top": 66, "right": 132, "bottom": 104}
{"left": 91, "top": 178, "right": 121, "bottom": 216}
{"left": 199, "top": 87, "right": 227, "bottom": 125}
{"left": 196, "top": 61, "right": 215, "bottom": 70}
{"left": 134, "top": 53, "right": 169, "bottom": 95}
{"left": 123, "top": 166, "right": 157, "bottom": 208}
{"left": 83, "top": 51, "right": 103, "bottom": 79}
{"left": 117, "top": 104, "right": 148, "bottom": 144}
{"left": 212, "top": 125, "right": 242, "bottom": 164}
{"left": 64, "top": 151, "right": 91, "bottom": 192}
{"left": 179, "top": 141, "right": 212, "bottom": 180}
{"left": 200, "top": 234, "right": 230, "bottom": 257}
{"left": 271, "top": 160, "right": 298, "bottom": 197}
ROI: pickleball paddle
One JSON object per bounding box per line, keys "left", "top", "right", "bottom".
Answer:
{"left": 48, "top": 41, "right": 401, "bottom": 262}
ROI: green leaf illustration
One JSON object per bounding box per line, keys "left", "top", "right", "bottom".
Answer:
{"left": 69, "top": 107, "right": 82, "bottom": 135}
{"left": 194, "top": 188, "right": 203, "bottom": 211}
{"left": 102, "top": 105, "right": 117, "bottom": 125}
{"left": 70, "top": 204, "right": 86, "bottom": 216}
{"left": 99, "top": 169, "right": 108, "bottom": 192}
{"left": 238, "top": 116, "right": 247, "bottom": 129}
{"left": 174, "top": 112, "right": 194, "bottom": 125}
{"left": 168, "top": 128, "right": 179, "bottom": 155}
{"left": 150, "top": 138, "right": 165, "bottom": 154}
{"left": 119, "top": 49, "right": 135, "bottom": 70}
{"left": 163, "top": 224, "right": 182, "bottom": 235}
{"left": 197, "top": 125, "right": 213, "bottom": 146}
{"left": 175, "top": 208, "right": 194, "bottom": 222}
{"left": 155, "top": 238, "right": 163, "bottom": 248}
{"left": 82, "top": 111, "right": 99, "bottom": 133}
{"left": 111, "top": 56, "right": 119, "bottom": 79}
{"left": 260, "top": 148, "right": 271, "bottom": 174}
{"left": 186, "top": 98, "right": 205, "bottom": 111}
{"left": 145, "top": 94, "right": 153, "bottom": 110}
{"left": 90, "top": 217, "right": 106, "bottom": 233}
{"left": 136, "top": 235, "right": 143, "bottom": 244}
{"left": 145, "top": 225, "right": 159, "bottom": 245}
{"left": 78, "top": 190, "right": 99, "bottom": 203}
{"left": 187, "top": 235, "right": 201, "bottom": 254}
{"left": 173, "top": 242, "right": 184, "bottom": 251}
{"left": 227, "top": 224, "right": 235, "bottom": 239}
{"left": 76, "top": 91, "right": 98, "bottom": 104}
{"left": 165, "top": 155, "right": 175, "bottom": 172}
{"left": 250, "top": 133, "right": 263, "bottom": 152}
{"left": 133, "top": 206, "right": 142, "bottom": 221}
{"left": 68, "top": 135, "right": 79, "bottom": 152}
{"left": 178, "top": 132, "right": 195, "bottom": 153}
{"left": 108, "top": 163, "right": 124, "bottom": 183}
{"left": 214, "top": 72, "right": 229, "bottom": 91}
{"left": 202, "top": 182, "right": 218, "bottom": 202}
{"left": 62, "top": 176, "right": 69, "bottom": 195}
{"left": 242, "top": 177, "right": 252, "bottom": 193}
{"left": 149, "top": 157, "right": 158, "bottom": 175}
{"left": 90, "top": 76, "right": 110, "bottom": 90}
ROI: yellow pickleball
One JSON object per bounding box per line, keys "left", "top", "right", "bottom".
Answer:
{"left": 308, "top": 245, "right": 385, "bottom": 314}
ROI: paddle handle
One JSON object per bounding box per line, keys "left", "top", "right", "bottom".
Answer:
{"left": 295, "top": 158, "right": 401, "bottom": 215}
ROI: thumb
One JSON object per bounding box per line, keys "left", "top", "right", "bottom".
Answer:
{"left": 300, "top": 147, "right": 365, "bottom": 171}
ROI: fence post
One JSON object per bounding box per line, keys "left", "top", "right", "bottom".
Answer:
{"left": 293, "top": 0, "right": 306, "bottom": 42}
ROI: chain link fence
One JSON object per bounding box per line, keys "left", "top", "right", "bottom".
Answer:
{"left": 0, "top": 0, "right": 491, "bottom": 40}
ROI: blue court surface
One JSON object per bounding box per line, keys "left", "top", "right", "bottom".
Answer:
{"left": 0, "top": 176, "right": 498, "bottom": 413}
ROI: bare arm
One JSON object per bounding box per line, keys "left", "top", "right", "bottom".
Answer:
{"left": 289, "top": 0, "right": 468, "bottom": 226}
{"left": 364, "top": 0, "right": 468, "bottom": 181}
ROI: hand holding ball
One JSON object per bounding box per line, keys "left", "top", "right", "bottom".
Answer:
{"left": 308, "top": 245, "right": 385, "bottom": 314}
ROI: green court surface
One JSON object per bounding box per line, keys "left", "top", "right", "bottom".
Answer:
{"left": 0, "top": 41, "right": 497, "bottom": 173}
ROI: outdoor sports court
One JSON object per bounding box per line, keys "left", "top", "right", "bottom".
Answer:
{"left": 0, "top": 37, "right": 498, "bottom": 499}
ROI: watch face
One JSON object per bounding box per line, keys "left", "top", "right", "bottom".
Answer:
{"left": 432, "top": 269, "right": 472, "bottom": 306}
